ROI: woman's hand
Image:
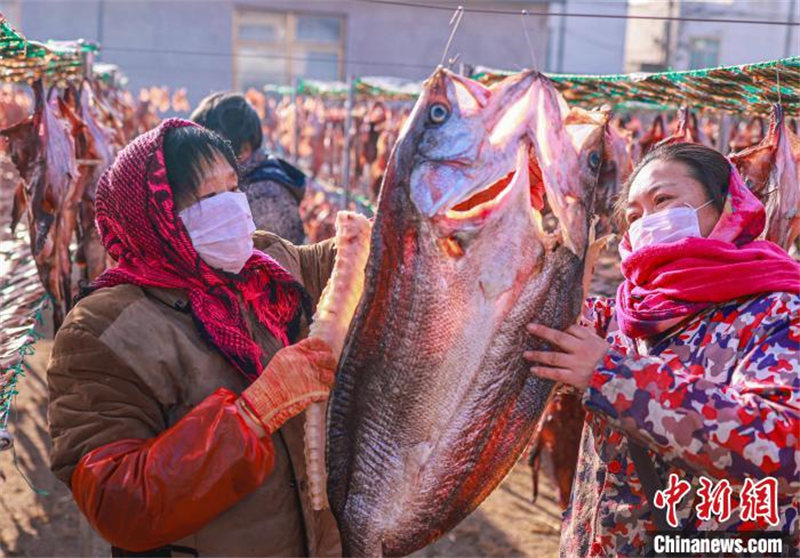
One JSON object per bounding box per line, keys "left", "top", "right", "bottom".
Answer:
{"left": 523, "top": 323, "right": 610, "bottom": 391}
{"left": 239, "top": 337, "right": 337, "bottom": 436}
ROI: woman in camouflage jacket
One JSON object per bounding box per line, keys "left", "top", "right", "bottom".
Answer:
{"left": 524, "top": 143, "right": 800, "bottom": 556}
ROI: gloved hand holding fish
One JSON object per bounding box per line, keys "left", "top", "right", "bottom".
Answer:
{"left": 312, "top": 67, "right": 602, "bottom": 556}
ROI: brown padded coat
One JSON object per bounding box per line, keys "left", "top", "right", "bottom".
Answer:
{"left": 47, "top": 232, "right": 341, "bottom": 557}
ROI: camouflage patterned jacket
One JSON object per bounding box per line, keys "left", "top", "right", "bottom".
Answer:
{"left": 560, "top": 291, "right": 800, "bottom": 557}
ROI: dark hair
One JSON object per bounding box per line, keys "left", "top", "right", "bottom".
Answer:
{"left": 615, "top": 142, "right": 730, "bottom": 229}
{"left": 189, "top": 92, "right": 263, "bottom": 157}
{"left": 163, "top": 125, "right": 239, "bottom": 208}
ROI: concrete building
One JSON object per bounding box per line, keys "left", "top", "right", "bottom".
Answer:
{"left": 547, "top": 0, "right": 629, "bottom": 75}
{"left": 624, "top": 0, "right": 799, "bottom": 73}
{"left": 2, "top": 0, "right": 551, "bottom": 105}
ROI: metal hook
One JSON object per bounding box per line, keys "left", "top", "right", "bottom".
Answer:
{"left": 441, "top": 5, "right": 465, "bottom": 67}
{"left": 776, "top": 62, "right": 783, "bottom": 106}
{"left": 447, "top": 52, "right": 461, "bottom": 70}
{"left": 520, "top": 10, "right": 540, "bottom": 71}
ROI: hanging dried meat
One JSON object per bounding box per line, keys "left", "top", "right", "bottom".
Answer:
{"left": 730, "top": 104, "right": 800, "bottom": 251}
{"left": 1, "top": 81, "right": 79, "bottom": 328}
{"left": 656, "top": 107, "right": 713, "bottom": 148}
{"left": 637, "top": 113, "right": 667, "bottom": 160}
{"left": 528, "top": 386, "right": 585, "bottom": 510}
{"left": 369, "top": 116, "right": 401, "bottom": 201}
{"left": 0, "top": 85, "right": 33, "bottom": 130}
{"left": 729, "top": 116, "right": 766, "bottom": 153}
{"left": 75, "top": 82, "right": 119, "bottom": 281}
{"left": 45, "top": 89, "right": 82, "bottom": 327}
{"left": 0, "top": 86, "right": 41, "bottom": 233}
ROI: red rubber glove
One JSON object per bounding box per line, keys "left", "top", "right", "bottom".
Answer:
{"left": 239, "top": 337, "right": 337, "bottom": 435}
{"left": 72, "top": 388, "right": 273, "bottom": 552}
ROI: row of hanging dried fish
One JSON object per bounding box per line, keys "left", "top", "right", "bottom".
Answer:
{"left": 0, "top": 79, "right": 126, "bottom": 329}
{"left": 246, "top": 89, "right": 412, "bottom": 199}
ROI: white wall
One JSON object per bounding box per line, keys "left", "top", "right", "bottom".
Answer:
{"left": 549, "top": 0, "right": 628, "bottom": 75}
{"left": 623, "top": 0, "right": 799, "bottom": 74}
{"left": 674, "top": 0, "right": 799, "bottom": 70}
{"left": 623, "top": 0, "right": 680, "bottom": 72}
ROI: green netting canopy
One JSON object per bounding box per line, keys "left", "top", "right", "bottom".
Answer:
{"left": 0, "top": 15, "right": 96, "bottom": 83}
{"left": 262, "top": 84, "right": 295, "bottom": 96}
{"left": 356, "top": 76, "right": 422, "bottom": 98}
{"left": 290, "top": 76, "right": 423, "bottom": 99}
{"left": 296, "top": 79, "right": 350, "bottom": 97}
{"left": 271, "top": 57, "right": 800, "bottom": 115}
{"left": 472, "top": 57, "right": 800, "bottom": 116}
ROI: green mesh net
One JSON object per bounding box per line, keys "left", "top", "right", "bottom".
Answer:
{"left": 293, "top": 77, "right": 422, "bottom": 99}
{"left": 278, "top": 57, "right": 800, "bottom": 114}
{"left": 0, "top": 15, "right": 97, "bottom": 84}
{"left": 473, "top": 57, "right": 800, "bottom": 115}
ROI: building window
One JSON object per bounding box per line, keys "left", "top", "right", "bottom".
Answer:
{"left": 688, "top": 37, "right": 720, "bottom": 70}
{"left": 233, "top": 8, "right": 345, "bottom": 90}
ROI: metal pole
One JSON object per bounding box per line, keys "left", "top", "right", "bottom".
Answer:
{"left": 290, "top": 76, "right": 299, "bottom": 164}
{"left": 341, "top": 75, "right": 354, "bottom": 208}
{"left": 556, "top": 0, "right": 566, "bottom": 73}
{"left": 96, "top": 0, "right": 105, "bottom": 50}
{"left": 716, "top": 113, "right": 732, "bottom": 155}
{"left": 785, "top": 0, "right": 797, "bottom": 57}
{"left": 663, "top": 0, "right": 674, "bottom": 69}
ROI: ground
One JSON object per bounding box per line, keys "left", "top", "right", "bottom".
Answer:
{"left": 0, "top": 248, "right": 624, "bottom": 557}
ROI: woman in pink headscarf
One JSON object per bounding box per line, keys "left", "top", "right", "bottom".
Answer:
{"left": 523, "top": 142, "right": 800, "bottom": 556}
{"left": 47, "top": 119, "right": 342, "bottom": 556}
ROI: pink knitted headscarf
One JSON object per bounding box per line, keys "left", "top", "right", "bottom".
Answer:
{"left": 88, "top": 118, "right": 310, "bottom": 380}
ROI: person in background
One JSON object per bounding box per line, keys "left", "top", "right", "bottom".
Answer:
{"left": 191, "top": 92, "right": 307, "bottom": 244}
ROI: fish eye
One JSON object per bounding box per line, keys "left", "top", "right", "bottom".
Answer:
{"left": 428, "top": 103, "right": 449, "bottom": 125}
{"left": 588, "top": 151, "right": 601, "bottom": 170}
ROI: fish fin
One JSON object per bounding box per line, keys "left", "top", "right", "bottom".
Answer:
{"left": 581, "top": 217, "right": 614, "bottom": 302}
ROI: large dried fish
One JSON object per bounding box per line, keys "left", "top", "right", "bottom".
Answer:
{"left": 327, "top": 69, "right": 599, "bottom": 556}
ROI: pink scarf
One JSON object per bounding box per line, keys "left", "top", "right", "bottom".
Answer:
{"left": 616, "top": 164, "right": 800, "bottom": 338}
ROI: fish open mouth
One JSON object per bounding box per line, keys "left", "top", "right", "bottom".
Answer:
{"left": 442, "top": 145, "right": 528, "bottom": 222}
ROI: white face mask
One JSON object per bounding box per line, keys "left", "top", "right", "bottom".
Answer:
{"left": 621, "top": 199, "right": 714, "bottom": 258}
{"left": 179, "top": 191, "right": 256, "bottom": 274}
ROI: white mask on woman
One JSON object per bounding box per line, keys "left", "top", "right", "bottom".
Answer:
{"left": 621, "top": 199, "right": 714, "bottom": 258}
{"left": 179, "top": 191, "right": 256, "bottom": 274}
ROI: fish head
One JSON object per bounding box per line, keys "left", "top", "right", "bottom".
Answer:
{"left": 381, "top": 67, "right": 593, "bottom": 261}
{"left": 564, "top": 107, "right": 608, "bottom": 230}
{"left": 394, "top": 68, "right": 533, "bottom": 226}
{"left": 563, "top": 106, "right": 632, "bottom": 234}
